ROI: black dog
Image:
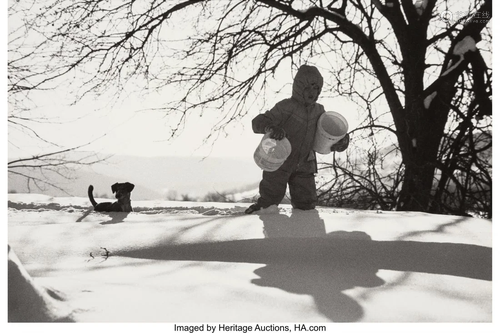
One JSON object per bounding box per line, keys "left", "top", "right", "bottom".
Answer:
{"left": 88, "top": 182, "right": 135, "bottom": 212}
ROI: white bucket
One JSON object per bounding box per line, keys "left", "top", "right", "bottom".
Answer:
{"left": 254, "top": 133, "right": 292, "bottom": 172}
{"left": 313, "top": 111, "right": 349, "bottom": 154}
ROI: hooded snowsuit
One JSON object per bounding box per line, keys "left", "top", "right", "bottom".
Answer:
{"left": 252, "top": 65, "right": 325, "bottom": 210}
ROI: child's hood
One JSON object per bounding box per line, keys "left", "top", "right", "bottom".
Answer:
{"left": 292, "top": 65, "right": 324, "bottom": 104}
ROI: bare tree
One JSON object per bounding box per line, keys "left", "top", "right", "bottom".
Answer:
{"left": 430, "top": 66, "right": 492, "bottom": 217}
{"left": 319, "top": 19, "right": 492, "bottom": 217}
{"left": 9, "top": 0, "right": 492, "bottom": 212}
{"left": 317, "top": 131, "right": 403, "bottom": 211}
{"left": 8, "top": 84, "right": 109, "bottom": 194}
{"left": 8, "top": 1, "right": 111, "bottom": 193}
{"left": 8, "top": 146, "right": 107, "bottom": 195}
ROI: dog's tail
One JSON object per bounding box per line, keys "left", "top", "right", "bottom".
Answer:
{"left": 88, "top": 185, "right": 98, "bottom": 208}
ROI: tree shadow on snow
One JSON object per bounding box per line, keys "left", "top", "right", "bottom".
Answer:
{"left": 115, "top": 209, "right": 492, "bottom": 322}
{"left": 75, "top": 208, "right": 93, "bottom": 222}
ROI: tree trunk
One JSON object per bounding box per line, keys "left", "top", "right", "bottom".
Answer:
{"left": 397, "top": 148, "right": 439, "bottom": 212}
{"left": 396, "top": 103, "right": 447, "bottom": 212}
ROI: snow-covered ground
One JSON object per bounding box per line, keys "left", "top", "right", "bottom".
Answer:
{"left": 7, "top": 193, "right": 493, "bottom": 326}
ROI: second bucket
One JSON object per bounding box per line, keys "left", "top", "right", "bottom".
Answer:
{"left": 313, "top": 111, "right": 349, "bottom": 154}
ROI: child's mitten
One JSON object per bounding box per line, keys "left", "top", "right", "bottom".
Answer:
{"left": 265, "top": 125, "right": 287, "bottom": 140}
{"left": 331, "top": 133, "right": 350, "bottom": 152}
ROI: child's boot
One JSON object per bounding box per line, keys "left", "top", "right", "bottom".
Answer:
{"left": 245, "top": 203, "right": 262, "bottom": 214}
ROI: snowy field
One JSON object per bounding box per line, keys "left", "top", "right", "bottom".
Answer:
{"left": 7, "top": 193, "right": 492, "bottom": 325}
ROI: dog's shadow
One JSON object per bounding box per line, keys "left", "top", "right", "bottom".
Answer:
{"left": 100, "top": 212, "right": 131, "bottom": 225}
{"left": 76, "top": 209, "right": 130, "bottom": 224}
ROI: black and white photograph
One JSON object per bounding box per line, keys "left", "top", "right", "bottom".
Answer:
{"left": 5, "top": 0, "right": 495, "bottom": 330}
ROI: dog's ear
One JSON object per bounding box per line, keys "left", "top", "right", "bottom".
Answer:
{"left": 111, "top": 183, "right": 119, "bottom": 193}
{"left": 124, "top": 182, "right": 135, "bottom": 192}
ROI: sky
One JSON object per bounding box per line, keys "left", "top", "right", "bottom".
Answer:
{"left": 5, "top": 1, "right": 495, "bottom": 162}
{"left": 10, "top": 0, "right": 480, "bottom": 162}
{"left": 5, "top": 1, "right": 365, "bottom": 162}
{"left": 6, "top": 60, "right": 363, "bottom": 160}
{"left": 5, "top": 1, "right": 496, "bottom": 184}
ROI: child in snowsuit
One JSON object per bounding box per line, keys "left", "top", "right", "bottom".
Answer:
{"left": 245, "top": 65, "right": 349, "bottom": 214}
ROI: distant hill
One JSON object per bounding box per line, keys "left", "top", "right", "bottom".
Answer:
{"left": 8, "top": 167, "right": 163, "bottom": 200}
{"left": 8, "top": 154, "right": 262, "bottom": 200}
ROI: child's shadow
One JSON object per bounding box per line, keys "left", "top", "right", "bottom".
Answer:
{"left": 254, "top": 210, "right": 384, "bottom": 322}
